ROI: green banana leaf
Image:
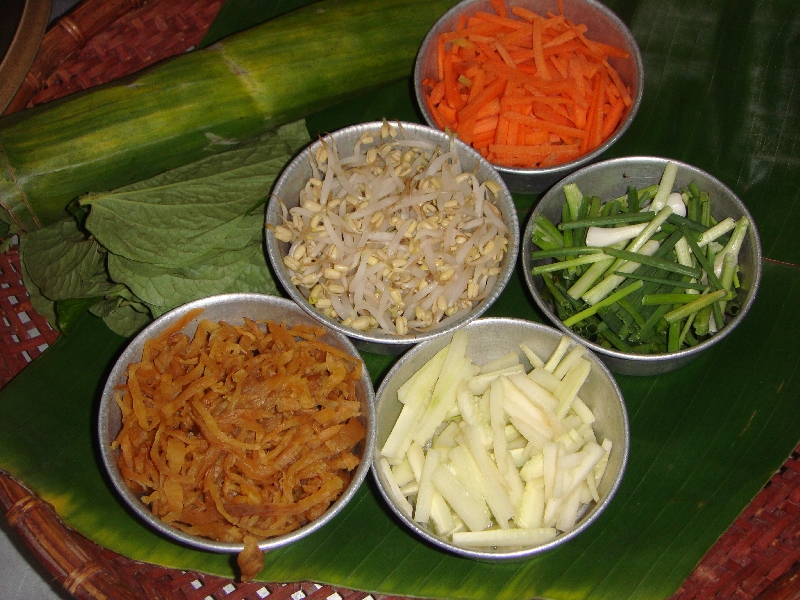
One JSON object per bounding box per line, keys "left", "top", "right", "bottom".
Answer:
{"left": 1, "top": 0, "right": 799, "bottom": 599}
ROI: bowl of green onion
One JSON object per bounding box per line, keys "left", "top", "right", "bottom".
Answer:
{"left": 521, "top": 156, "right": 762, "bottom": 376}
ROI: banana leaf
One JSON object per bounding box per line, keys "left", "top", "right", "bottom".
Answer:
{"left": 1, "top": 0, "right": 799, "bottom": 599}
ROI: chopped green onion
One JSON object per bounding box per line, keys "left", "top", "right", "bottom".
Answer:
{"left": 530, "top": 247, "right": 603, "bottom": 260}
{"left": 531, "top": 253, "right": 610, "bottom": 275}
{"left": 664, "top": 289, "right": 732, "bottom": 324}
{"left": 563, "top": 281, "right": 644, "bottom": 327}
{"left": 679, "top": 226, "right": 724, "bottom": 289}
{"left": 557, "top": 212, "right": 654, "bottom": 229}
{"left": 602, "top": 247, "right": 703, "bottom": 279}
{"left": 642, "top": 293, "right": 707, "bottom": 306}
{"left": 616, "top": 272, "right": 708, "bottom": 291}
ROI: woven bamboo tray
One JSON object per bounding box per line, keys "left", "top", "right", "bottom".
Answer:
{"left": 1, "top": 1, "right": 798, "bottom": 598}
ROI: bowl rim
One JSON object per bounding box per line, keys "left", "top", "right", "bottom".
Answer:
{"left": 265, "top": 120, "right": 521, "bottom": 352}
{"left": 521, "top": 155, "right": 763, "bottom": 366}
{"left": 370, "top": 315, "right": 630, "bottom": 561}
{"left": 97, "top": 292, "right": 377, "bottom": 553}
{"left": 413, "top": 0, "right": 646, "bottom": 178}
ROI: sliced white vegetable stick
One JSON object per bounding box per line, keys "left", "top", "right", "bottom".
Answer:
{"left": 400, "top": 481, "right": 419, "bottom": 496}
{"left": 381, "top": 401, "right": 423, "bottom": 459}
{"left": 556, "top": 485, "right": 583, "bottom": 533}
{"left": 433, "top": 421, "right": 461, "bottom": 450}
{"left": 561, "top": 415, "right": 583, "bottom": 432}
{"left": 544, "top": 336, "right": 572, "bottom": 372}
{"left": 520, "top": 453, "right": 544, "bottom": 482}
{"left": 490, "top": 379, "right": 508, "bottom": 475}
{"left": 519, "top": 343, "right": 545, "bottom": 369}
{"left": 509, "top": 446, "right": 530, "bottom": 468}
{"left": 557, "top": 452, "right": 583, "bottom": 471}
{"left": 554, "top": 358, "right": 591, "bottom": 420}
{"left": 479, "top": 351, "right": 521, "bottom": 374}
{"left": 504, "top": 450, "right": 525, "bottom": 507}
{"left": 379, "top": 458, "right": 413, "bottom": 518}
{"left": 445, "top": 516, "right": 467, "bottom": 538}
{"left": 505, "top": 424, "right": 522, "bottom": 442}
{"left": 413, "top": 330, "right": 471, "bottom": 445}
{"left": 515, "top": 481, "right": 545, "bottom": 529}
{"left": 430, "top": 490, "right": 456, "bottom": 535}
{"left": 525, "top": 367, "right": 560, "bottom": 394}
{"left": 503, "top": 395, "right": 554, "bottom": 441}
{"left": 578, "top": 474, "right": 597, "bottom": 504}
{"left": 477, "top": 391, "right": 491, "bottom": 427}
{"left": 507, "top": 436, "right": 527, "bottom": 450}
{"left": 456, "top": 382, "right": 478, "bottom": 426}
{"left": 501, "top": 377, "right": 558, "bottom": 433}
{"left": 542, "top": 496, "right": 563, "bottom": 528}
{"left": 431, "top": 464, "right": 492, "bottom": 532}
{"left": 397, "top": 345, "right": 448, "bottom": 404}
{"left": 467, "top": 364, "right": 525, "bottom": 395}
{"left": 450, "top": 446, "right": 514, "bottom": 529}
{"left": 508, "top": 372, "right": 559, "bottom": 414}
{"left": 407, "top": 440, "right": 425, "bottom": 483}
{"left": 542, "top": 442, "right": 558, "bottom": 501}
{"left": 552, "top": 345, "right": 586, "bottom": 380}
{"left": 445, "top": 403, "right": 461, "bottom": 420}
{"left": 414, "top": 448, "right": 441, "bottom": 524}
{"left": 508, "top": 415, "right": 549, "bottom": 449}
{"left": 560, "top": 442, "right": 606, "bottom": 501}
{"left": 449, "top": 445, "right": 490, "bottom": 506}
{"left": 577, "top": 423, "right": 597, "bottom": 444}
{"left": 391, "top": 459, "right": 415, "bottom": 487}
{"left": 461, "top": 425, "right": 516, "bottom": 525}
{"left": 452, "top": 527, "right": 557, "bottom": 548}
{"left": 571, "top": 427, "right": 586, "bottom": 446}
{"left": 571, "top": 397, "right": 596, "bottom": 425}
{"left": 553, "top": 467, "right": 565, "bottom": 499}
{"left": 595, "top": 439, "right": 613, "bottom": 485}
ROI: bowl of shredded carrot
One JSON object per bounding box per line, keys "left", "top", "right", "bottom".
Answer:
{"left": 98, "top": 293, "right": 376, "bottom": 582}
{"left": 414, "top": 0, "right": 644, "bottom": 194}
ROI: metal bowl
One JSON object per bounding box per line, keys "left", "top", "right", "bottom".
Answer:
{"left": 266, "top": 120, "right": 520, "bottom": 355}
{"left": 98, "top": 293, "right": 376, "bottom": 554}
{"left": 414, "top": 0, "right": 644, "bottom": 195}
{"left": 371, "top": 317, "right": 629, "bottom": 561}
{"left": 522, "top": 156, "right": 762, "bottom": 376}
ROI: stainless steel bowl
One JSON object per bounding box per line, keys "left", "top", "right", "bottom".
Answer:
{"left": 371, "top": 317, "right": 629, "bottom": 561}
{"left": 522, "top": 156, "right": 763, "bottom": 376}
{"left": 98, "top": 293, "right": 376, "bottom": 554}
{"left": 414, "top": 0, "right": 644, "bottom": 195}
{"left": 266, "top": 120, "right": 520, "bottom": 355}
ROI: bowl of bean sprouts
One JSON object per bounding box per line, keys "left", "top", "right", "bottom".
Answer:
{"left": 266, "top": 120, "right": 520, "bottom": 354}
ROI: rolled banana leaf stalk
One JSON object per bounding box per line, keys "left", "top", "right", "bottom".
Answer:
{"left": 0, "top": 0, "right": 458, "bottom": 231}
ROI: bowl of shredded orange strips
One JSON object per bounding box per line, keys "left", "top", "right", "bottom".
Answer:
{"left": 414, "top": 0, "right": 644, "bottom": 194}
{"left": 98, "top": 293, "right": 375, "bottom": 581}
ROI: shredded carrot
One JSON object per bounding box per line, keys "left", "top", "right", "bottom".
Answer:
{"left": 424, "top": 1, "right": 632, "bottom": 168}
{"left": 491, "top": 0, "right": 509, "bottom": 18}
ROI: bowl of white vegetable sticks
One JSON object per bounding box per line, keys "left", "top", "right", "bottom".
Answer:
{"left": 371, "top": 317, "right": 628, "bottom": 560}
{"left": 522, "top": 156, "right": 762, "bottom": 376}
{"left": 414, "top": 0, "right": 645, "bottom": 194}
{"left": 266, "top": 120, "right": 520, "bottom": 355}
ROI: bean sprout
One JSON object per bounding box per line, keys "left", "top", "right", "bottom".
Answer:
{"left": 274, "top": 122, "right": 509, "bottom": 335}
